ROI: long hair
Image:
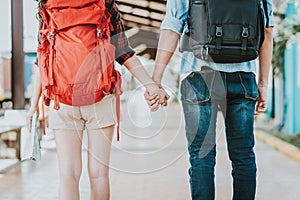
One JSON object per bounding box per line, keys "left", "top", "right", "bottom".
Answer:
{"left": 37, "top": 0, "right": 47, "bottom": 12}
{"left": 36, "top": 0, "right": 47, "bottom": 21}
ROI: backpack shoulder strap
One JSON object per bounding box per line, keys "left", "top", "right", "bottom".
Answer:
{"left": 105, "top": 0, "right": 114, "bottom": 8}
{"left": 262, "top": 0, "right": 270, "bottom": 27}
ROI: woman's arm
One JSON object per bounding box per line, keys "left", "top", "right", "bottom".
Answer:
{"left": 27, "top": 67, "right": 42, "bottom": 131}
{"left": 106, "top": 1, "right": 169, "bottom": 107}
{"left": 123, "top": 55, "right": 169, "bottom": 105}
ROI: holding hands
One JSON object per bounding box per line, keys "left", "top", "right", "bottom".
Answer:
{"left": 144, "top": 84, "right": 170, "bottom": 112}
{"left": 122, "top": 55, "right": 170, "bottom": 112}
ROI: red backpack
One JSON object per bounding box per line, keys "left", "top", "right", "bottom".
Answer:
{"left": 37, "top": 0, "right": 122, "bottom": 140}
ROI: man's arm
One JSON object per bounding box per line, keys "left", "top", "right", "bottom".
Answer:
{"left": 144, "top": 29, "right": 179, "bottom": 111}
{"left": 152, "top": 29, "right": 180, "bottom": 85}
{"left": 123, "top": 55, "right": 168, "bottom": 99}
{"left": 256, "top": 27, "right": 273, "bottom": 115}
{"left": 145, "top": 0, "right": 189, "bottom": 110}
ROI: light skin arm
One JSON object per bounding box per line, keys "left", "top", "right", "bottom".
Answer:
{"left": 27, "top": 67, "right": 42, "bottom": 131}
{"left": 145, "top": 29, "right": 179, "bottom": 111}
{"left": 152, "top": 29, "right": 180, "bottom": 84}
{"left": 256, "top": 27, "right": 273, "bottom": 115}
{"left": 26, "top": 55, "right": 166, "bottom": 127}
{"left": 148, "top": 27, "right": 274, "bottom": 113}
{"left": 123, "top": 55, "right": 169, "bottom": 101}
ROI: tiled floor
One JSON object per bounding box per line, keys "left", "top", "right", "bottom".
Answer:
{"left": 0, "top": 102, "right": 300, "bottom": 200}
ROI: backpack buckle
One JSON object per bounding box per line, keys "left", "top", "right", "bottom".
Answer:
{"left": 242, "top": 27, "right": 249, "bottom": 38}
{"left": 216, "top": 26, "right": 223, "bottom": 37}
{"left": 48, "top": 31, "right": 55, "bottom": 40}
{"left": 97, "top": 29, "right": 103, "bottom": 39}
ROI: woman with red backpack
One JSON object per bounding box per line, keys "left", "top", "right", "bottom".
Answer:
{"left": 27, "top": 0, "right": 169, "bottom": 199}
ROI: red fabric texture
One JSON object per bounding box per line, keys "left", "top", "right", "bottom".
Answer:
{"left": 38, "top": 0, "right": 122, "bottom": 140}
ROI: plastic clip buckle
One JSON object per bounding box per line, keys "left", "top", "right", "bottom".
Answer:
{"left": 97, "top": 29, "right": 103, "bottom": 39}
{"left": 216, "top": 26, "right": 223, "bottom": 37}
{"left": 242, "top": 27, "right": 249, "bottom": 38}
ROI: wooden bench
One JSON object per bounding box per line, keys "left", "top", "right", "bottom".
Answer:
{"left": 0, "top": 126, "right": 22, "bottom": 160}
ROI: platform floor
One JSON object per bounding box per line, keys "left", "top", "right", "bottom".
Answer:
{"left": 0, "top": 102, "right": 300, "bottom": 200}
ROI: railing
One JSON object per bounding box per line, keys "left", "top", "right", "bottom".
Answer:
{"left": 116, "top": 0, "right": 166, "bottom": 29}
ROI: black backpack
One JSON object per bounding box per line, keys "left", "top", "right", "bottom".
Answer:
{"left": 180, "top": 0, "right": 269, "bottom": 63}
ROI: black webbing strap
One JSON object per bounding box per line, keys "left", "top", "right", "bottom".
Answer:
{"left": 241, "top": 26, "right": 249, "bottom": 55}
{"left": 215, "top": 25, "right": 222, "bottom": 54}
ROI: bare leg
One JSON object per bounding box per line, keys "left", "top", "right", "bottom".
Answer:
{"left": 54, "top": 130, "right": 83, "bottom": 200}
{"left": 87, "top": 126, "right": 114, "bottom": 200}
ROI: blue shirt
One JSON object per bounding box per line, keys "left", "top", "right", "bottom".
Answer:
{"left": 161, "top": 0, "right": 275, "bottom": 74}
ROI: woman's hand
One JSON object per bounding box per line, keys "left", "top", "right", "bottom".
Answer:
{"left": 27, "top": 67, "right": 42, "bottom": 132}
{"left": 122, "top": 55, "right": 170, "bottom": 111}
{"left": 27, "top": 105, "right": 39, "bottom": 132}
{"left": 144, "top": 84, "right": 170, "bottom": 112}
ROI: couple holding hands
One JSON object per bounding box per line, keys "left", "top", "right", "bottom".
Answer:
{"left": 27, "top": 0, "right": 274, "bottom": 199}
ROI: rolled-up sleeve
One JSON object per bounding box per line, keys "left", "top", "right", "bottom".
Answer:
{"left": 261, "top": 0, "right": 275, "bottom": 27}
{"left": 266, "top": 0, "right": 275, "bottom": 27}
{"left": 161, "top": 0, "right": 189, "bottom": 35}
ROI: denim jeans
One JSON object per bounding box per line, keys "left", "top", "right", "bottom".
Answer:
{"left": 181, "top": 70, "right": 258, "bottom": 200}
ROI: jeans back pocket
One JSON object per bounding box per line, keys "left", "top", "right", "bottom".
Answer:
{"left": 238, "top": 72, "right": 258, "bottom": 100}
{"left": 181, "top": 72, "right": 214, "bottom": 104}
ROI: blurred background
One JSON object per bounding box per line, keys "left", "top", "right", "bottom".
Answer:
{"left": 0, "top": 0, "right": 299, "bottom": 199}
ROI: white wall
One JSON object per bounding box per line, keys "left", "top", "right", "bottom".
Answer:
{"left": 0, "top": 0, "right": 11, "bottom": 53}
{"left": 0, "top": 0, "right": 38, "bottom": 53}
{"left": 23, "top": 0, "right": 39, "bottom": 52}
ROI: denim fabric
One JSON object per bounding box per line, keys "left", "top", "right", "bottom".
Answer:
{"left": 161, "top": 0, "right": 275, "bottom": 74}
{"left": 181, "top": 71, "right": 258, "bottom": 200}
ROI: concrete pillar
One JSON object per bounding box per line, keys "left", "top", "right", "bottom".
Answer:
{"left": 11, "top": 0, "right": 25, "bottom": 109}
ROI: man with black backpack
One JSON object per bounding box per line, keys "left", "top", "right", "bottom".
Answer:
{"left": 145, "top": 0, "right": 274, "bottom": 199}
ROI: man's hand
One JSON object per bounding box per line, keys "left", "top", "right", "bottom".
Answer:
{"left": 256, "top": 27, "right": 273, "bottom": 116}
{"left": 144, "top": 87, "right": 170, "bottom": 112}
{"left": 255, "top": 85, "right": 268, "bottom": 116}
{"left": 144, "top": 29, "right": 178, "bottom": 111}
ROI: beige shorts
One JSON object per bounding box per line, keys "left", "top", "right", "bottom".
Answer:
{"left": 49, "top": 95, "right": 116, "bottom": 131}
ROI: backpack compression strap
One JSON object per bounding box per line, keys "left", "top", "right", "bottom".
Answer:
{"left": 111, "top": 72, "right": 122, "bottom": 141}
{"left": 116, "top": 87, "right": 121, "bottom": 141}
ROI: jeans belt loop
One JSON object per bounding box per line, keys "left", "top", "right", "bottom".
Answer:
{"left": 200, "top": 66, "right": 214, "bottom": 73}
